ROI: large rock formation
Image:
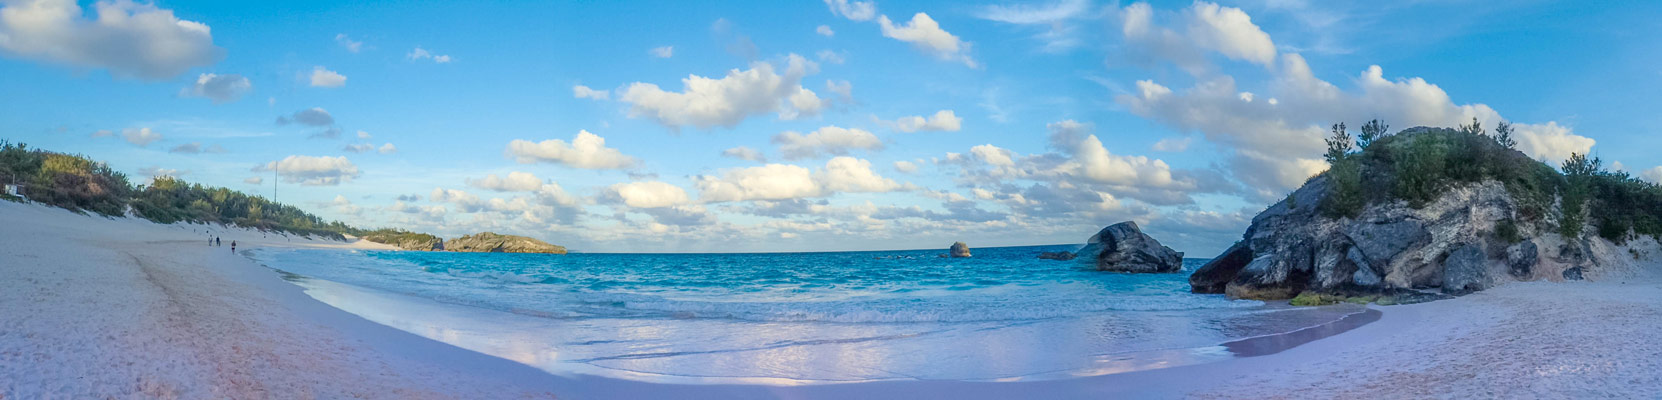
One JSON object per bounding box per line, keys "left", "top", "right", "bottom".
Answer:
{"left": 1074, "top": 221, "right": 1184, "bottom": 273}
{"left": 949, "top": 242, "right": 971, "bottom": 258}
{"left": 1190, "top": 127, "right": 1650, "bottom": 300}
{"left": 444, "top": 232, "right": 567, "bottom": 254}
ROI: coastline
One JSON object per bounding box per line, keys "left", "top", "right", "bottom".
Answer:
{"left": 4, "top": 200, "right": 1660, "bottom": 399}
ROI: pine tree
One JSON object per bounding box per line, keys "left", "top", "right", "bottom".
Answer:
{"left": 1494, "top": 121, "right": 1516, "bottom": 148}
{"left": 1458, "top": 117, "right": 1486, "bottom": 137}
{"left": 1324, "top": 122, "right": 1353, "bottom": 163}
{"left": 1357, "top": 119, "right": 1389, "bottom": 149}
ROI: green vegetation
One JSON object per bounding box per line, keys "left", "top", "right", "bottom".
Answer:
{"left": 2, "top": 140, "right": 364, "bottom": 240}
{"left": 1313, "top": 123, "right": 1662, "bottom": 243}
{"left": 358, "top": 228, "right": 443, "bottom": 250}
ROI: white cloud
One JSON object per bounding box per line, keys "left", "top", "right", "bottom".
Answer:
{"left": 893, "top": 160, "right": 919, "bottom": 173}
{"left": 334, "top": 33, "right": 362, "bottom": 53}
{"left": 695, "top": 157, "right": 901, "bottom": 202}
{"left": 604, "top": 181, "right": 691, "bottom": 208}
{"left": 137, "top": 166, "right": 183, "bottom": 177}
{"left": 969, "top": 144, "right": 1013, "bottom": 166}
{"left": 0, "top": 0, "right": 222, "bottom": 80}
{"left": 825, "top": 79, "right": 852, "bottom": 101}
{"left": 1185, "top": 2, "right": 1277, "bottom": 66}
{"left": 309, "top": 66, "right": 346, "bottom": 88}
{"left": 1643, "top": 167, "right": 1662, "bottom": 184}
{"left": 823, "top": 0, "right": 877, "bottom": 21}
{"left": 816, "top": 25, "right": 835, "bottom": 37}
{"left": 1118, "top": 1, "right": 1276, "bottom": 75}
{"left": 506, "top": 130, "right": 638, "bottom": 170}
{"left": 467, "top": 171, "right": 545, "bottom": 192}
{"left": 377, "top": 142, "right": 396, "bottom": 154}
{"left": 407, "top": 47, "right": 451, "bottom": 63}
{"left": 1512, "top": 121, "right": 1594, "bottom": 164}
{"left": 720, "top": 146, "right": 766, "bottom": 162}
{"left": 617, "top": 54, "right": 826, "bottom": 129}
{"left": 649, "top": 46, "right": 673, "bottom": 58}
{"left": 244, "top": 176, "right": 262, "bottom": 185}
{"left": 179, "top": 73, "right": 251, "bottom": 104}
{"left": 255, "top": 155, "right": 360, "bottom": 186}
{"left": 1153, "top": 137, "right": 1192, "bottom": 152}
{"left": 168, "top": 142, "right": 225, "bottom": 154}
{"left": 891, "top": 110, "right": 962, "bottom": 132}
{"left": 276, "top": 107, "right": 334, "bottom": 126}
{"left": 773, "top": 126, "right": 883, "bottom": 160}
{"left": 975, "top": 0, "right": 1092, "bottom": 52}
{"left": 572, "top": 84, "right": 610, "bottom": 100}
{"left": 331, "top": 195, "right": 362, "bottom": 215}
{"left": 341, "top": 143, "right": 374, "bottom": 153}
{"left": 122, "top": 128, "right": 161, "bottom": 147}
{"left": 878, "top": 13, "right": 977, "bottom": 68}
{"left": 356, "top": 130, "right": 372, "bottom": 139}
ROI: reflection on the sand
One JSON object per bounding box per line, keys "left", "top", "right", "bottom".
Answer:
{"left": 285, "top": 274, "right": 1378, "bottom": 385}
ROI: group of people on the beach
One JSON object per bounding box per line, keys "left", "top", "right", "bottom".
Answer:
{"left": 208, "top": 235, "right": 235, "bottom": 252}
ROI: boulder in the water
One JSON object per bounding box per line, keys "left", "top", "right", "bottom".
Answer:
{"left": 949, "top": 242, "right": 972, "bottom": 258}
{"left": 1075, "top": 221, "right": 1184, "bottom": 273}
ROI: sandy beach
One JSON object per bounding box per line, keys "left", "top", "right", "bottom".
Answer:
{"left": 4, "top": 199, "right": 1660, "bottom": 399}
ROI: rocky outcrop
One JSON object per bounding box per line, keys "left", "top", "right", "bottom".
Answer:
{"left": 444, "top": 232, "right": 567, "bottom": 254}
{"left": 1075, "top": 221, "right": 1184, "bottom": 273}
{"left": 949, "top": 242, "right": 971, "bottom": 258}
{"left": 1037, "top": 251, "right": 1077, "bottom": 261}
{"left": 1190, "top": 176, "right": 1620, "bottom": 300}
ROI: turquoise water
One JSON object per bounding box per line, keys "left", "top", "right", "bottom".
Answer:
{"left": 254, "top": 245, "right": 1359, "bottom": 383}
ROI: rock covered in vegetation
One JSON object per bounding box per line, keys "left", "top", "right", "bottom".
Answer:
{"left": 444, "top": 232, "right": 567, "bottom": 254}
{"left": 949, "top": 242, "right": 971, "bottom": 258}
{"left": 1075, "top": 221, "right": 1183, "bottom": 273}
{"left": 1191, "top": 127, "right": 1657, "bottom": 300}
{"left": 357, "top": 229, "right": 442, "bottom": 251}
{"left": 1037, "top": 251, "right": 1076, "bottom": 261}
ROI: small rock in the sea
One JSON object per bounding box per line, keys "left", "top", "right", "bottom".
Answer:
{"left": 1037, "top": 251, "right": 1076, "bottom": 261}
{"left": 949, "top": 242, "right": 972, "bottom": 258}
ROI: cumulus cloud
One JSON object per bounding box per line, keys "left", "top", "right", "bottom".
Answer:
{"left": 309, "top": 66, "right": 346, "bottom": 88}
{"left": 720, "top": 146, "right": 766, "bottom": 162}
{"left": 1643, "top": 167, "right": 1662, "bottom": 184}
{"left": 1512, "top": 121, "right": 1594, "bottom": 164}
{"left": 773, "top": 126, "right": 882, "bottom": 160}
{"left": 893, "top": 160, "right": 918, "bottom": 173}
{"left": 378, "top": 142, "right": 396, "bottom": 154}
{"left": 168, "top": 142, "right": 225, "bottom": 154}
{"left": 1184, "top": 2, "right": 1277, "bottom": 66}
{"left": 276, "top": 107, "right": 334, "bottom": 127}
{"left": 816, "top": 25, "right": 835, "bottom": 37}
{"left": 407, "top": 47, "right": 451, "bottom": 63}
{"left": 695, "top": 156, "right": 901, "bottom": 202}
{"left": 1152, "top": 137, "right": 1192, "bottom": 152}
{"left": 341, "top": 143, "right": 374, "bottom": 153}
{"left": 121, "top": 127, "right": 161, "bottom": 147}
{"left": 1118, "top": 2, "right": 1276, "bottom": 76}
{"left": 823, "top": 0, "right": 876, "bottom": 21}
{"left": 603, "top": 181, "right": 691, "bottom": 208}
{"left": 179, "top": 73, "right": 251, "bottom": 103}
{"left": 617, "top": 54, "right": 826, "bottom": 129}
{"left": 244, "top": 176, "right": 262, "bottom": 185}
{"left": 0, "top": 0, "right": 223, "bottom": 79}
{"left": 467, "top": 171, "right": 545, "bottom": 192}
{"left": 506, "top": 130, "right": 638, "bottom": 170}
{"left": 817, "top": 50, "right": 846, "bottom": 65}
{"left": 891, "top": 110, "right": 962, "bottom": 132}
{"left": 649, "top": 46, "right": 673, "bottom": 58}
{"left": 573, "top": 84, "right": 609, "bottom": 100}
{"left": 878, "top": 13, "right": 976, "bottom": 67}
{"left": 334, "top": 33, "right": 362, "bottom": 53}
{"left": 254, "top": 155, "right": 360, "bottom": 186}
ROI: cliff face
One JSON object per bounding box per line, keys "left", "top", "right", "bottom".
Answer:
{"left": 443, "top": 232, "right": 567, "bottom": 254}
{"left": 1191, "top": 127, "right": 1653, "bottom": 300}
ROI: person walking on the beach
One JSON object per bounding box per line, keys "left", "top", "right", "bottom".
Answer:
{"left": 215, "top": 237, "right": 221, "bottom": 246}
{"left": 231, "top": 241, "right": 236, "bottom": 253}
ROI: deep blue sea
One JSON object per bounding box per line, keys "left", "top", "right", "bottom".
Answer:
{"left": 253, "top": 245, "right": 1362, "bottom": 383}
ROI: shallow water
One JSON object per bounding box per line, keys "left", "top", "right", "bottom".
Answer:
{"left": 254, "top": 245, "right": 1368, "bottom": 383}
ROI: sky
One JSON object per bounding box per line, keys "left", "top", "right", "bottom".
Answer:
{"left": 3, "top": 0, "right": 1661, "bottom": 254}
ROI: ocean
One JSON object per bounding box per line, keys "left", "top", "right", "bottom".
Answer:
{"left": 252, "top": 244, "right": 1368, "bottom": 384}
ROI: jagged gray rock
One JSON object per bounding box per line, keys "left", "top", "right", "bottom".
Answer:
{"left": 1075, "top": 221, "right": 1184, "bottom": 273}
{"left": 1441, "top": 243, "right": 1490, "bottom": 295}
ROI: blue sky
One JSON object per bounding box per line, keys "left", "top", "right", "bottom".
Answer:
{"left": 3, "top": 0, "right": 1660, "bottom": 254}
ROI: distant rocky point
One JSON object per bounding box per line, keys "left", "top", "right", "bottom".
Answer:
{"left": 1037, "top": 251, "right": 1076, "bottom": 261}
{"left": 1072, "top": 221, "right": 1184, "bottom": 273}
{"left": 444, "top": 232, "right": 568, "bottom": 254}
{"left": 949, "top": 242, "right": 971, "bottom": 258}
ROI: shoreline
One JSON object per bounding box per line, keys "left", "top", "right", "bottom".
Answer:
{"left": 5, "top": 200, "right": 1661, "bottom": 398}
